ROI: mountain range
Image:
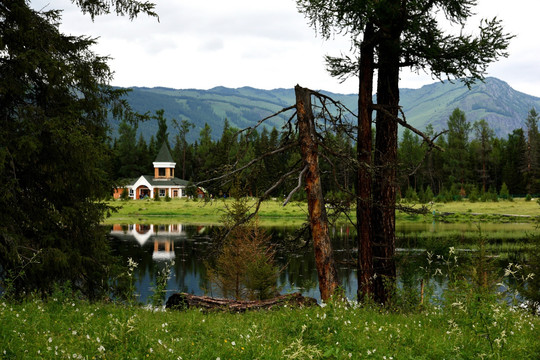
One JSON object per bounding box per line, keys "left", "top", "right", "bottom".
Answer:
{"left": 116, "top": 77, "right": 540, "bottom": 143}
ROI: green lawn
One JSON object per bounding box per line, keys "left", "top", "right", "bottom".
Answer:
{"left": 105, "top": 198, "right": 310, "bottom": 225}
{"left": 1, "top": 296, "right": 539, "bottom": 359}
{"left": 104, "top": 197, "right": 540, "bottom": 225}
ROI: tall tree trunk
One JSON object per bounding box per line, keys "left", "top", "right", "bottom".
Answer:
{"left": 372, "top": 32, "right": 400, "bottom": 304}
{"left": 182, "top": 144, "right": 186, "bottom": 179}
{"left": 295, "top": 85, "right": 340, "bottom": 301}
{"left": 482, "top": 153, "right": 487, "bottom": 193}
{"left": 357, "top": 23, "right": 375, "bottom": 301}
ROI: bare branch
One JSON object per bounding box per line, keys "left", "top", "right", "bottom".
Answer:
{"left": 196, "top": 142, "right": 298, "bottom": 186}
{"left": 407, "top": 129, "right": 448, "bottom": 177}
{"left": 262, "top": 164, "right": 303, "bottom": 200}
{"left": 217, "top": 164, "right": 303, "bottom": 243}
{"left": 310, "top": 89, "right": 357, "bottom": 119}
{"left": 237, "top": 105, "right": 296, "bottom": 138}
{"left": 372, "top": 104, "right": 445, "bottom": 152}
{"left": 283, "top": 165, "right": 308, "bottom": 206}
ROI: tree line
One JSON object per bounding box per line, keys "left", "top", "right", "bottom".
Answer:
{"left": 399, "top": 107, "right": 540, "bottom": 200}
{"left": 110, "top": 106, "right": 540, "bottom": 201}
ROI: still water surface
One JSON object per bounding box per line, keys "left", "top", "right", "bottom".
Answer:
{"left": 109, "top": 223, "right": 532, "bottom": 303}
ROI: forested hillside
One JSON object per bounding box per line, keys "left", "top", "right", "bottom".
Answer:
{"left": 118, "top": 86, "right": 357, "bottom": 143}
{"left": 111, "top": 106, "right": 540, "bottom": 199}
{"left": 400, "top": 77, "right": 540, "bottom": 135}
{"left": 115, "top": 77, "right": 540, "bottom": 143}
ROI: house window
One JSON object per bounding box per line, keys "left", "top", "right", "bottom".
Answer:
{"left": 129, "top": 189, "right": 134, "bottom": 197}
{"left": 159, "top": 189, "right": 166, "bottom": 197}
{"left": 158, "top": 168, "right": 166, "bottom": 177}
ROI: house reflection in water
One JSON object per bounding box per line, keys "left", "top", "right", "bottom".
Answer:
{"left": 110, "top": 224, "right": 185, "bottom": 261}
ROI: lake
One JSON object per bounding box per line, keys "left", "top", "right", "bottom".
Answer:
{"left": 108, "top": 222, "right": 536, "bottom": 303}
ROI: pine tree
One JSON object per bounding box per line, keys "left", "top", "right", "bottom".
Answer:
{"left": 153, "top": 109, "right": 170, "bottom": 149}
{"left": 473, "top": 119, "right": 495, "bottom": 192}
{"left": 525, "top": 108, "right": 540, "bottom": 194}
{"left": 0, "top": 0, "right": 156, "bottom": 299}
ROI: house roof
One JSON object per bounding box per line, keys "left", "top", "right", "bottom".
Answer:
{"left": 140, "top": 175, "right": 189, "bottom": 187}
{"left": 154, "top": 143, "right": 174, "bottom": 163}
{"left": 122, "top": 175, "right": 190, "bottom": 188}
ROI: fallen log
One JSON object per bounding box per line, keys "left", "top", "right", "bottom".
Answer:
{"left": 166, "top": 292, "right": 317, "bottom": 312}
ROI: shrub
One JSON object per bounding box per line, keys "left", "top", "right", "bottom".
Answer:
{"left": 149, "top": 260, "right": 174, "bottom": 307}
{"left": 207, "top": 223, "right": 280, "bottom": 300}
{"left": 207, "top": 194, "right": 280, "bottom": 300}
{"left": 120, "top": 188, "right": 130, "bottom": 201}
{"left": 468, "top": 186, "right": 479, "bottom": 203}
{"left": 517, "top": 234, "right": 540, "bottom": 314}
{"left": 422, "top": 186, "right": 434, "bottom": 203}
{"left": 499, "top": 182, "right": 510, "bottom": 200}
{"left": 405, "top": 186, "right": 418, "bottom": 203}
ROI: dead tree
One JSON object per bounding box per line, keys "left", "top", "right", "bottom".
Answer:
{"left": 200, "top": 86, "right": 350, "bottom": 301}
{"left": 295, "top": 85, "right": 340, "bottom": 300}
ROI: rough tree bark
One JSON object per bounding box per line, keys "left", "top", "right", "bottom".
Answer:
{"left": 295, "top": 85, "right": 340, "bottom": 301}
{"left": 372, "top": 24, "right": 401, "bottom": 304}
{"left": 357, "top": 22, "right": 375, "bottom": 301}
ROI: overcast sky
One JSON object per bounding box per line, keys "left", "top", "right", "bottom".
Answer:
{"left": 32, "top": 0, "right": 540, "bottom": 96}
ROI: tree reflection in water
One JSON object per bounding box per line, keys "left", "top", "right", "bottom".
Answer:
{"left": 109, "top": 223, "right": 527, "bottom": 303}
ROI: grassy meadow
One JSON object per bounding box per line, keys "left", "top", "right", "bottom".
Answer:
{"left": 105, "top": 198, "right": 311, "bottom": 225}
{"left": 104, "top": 197, "right": 540, "bottom": 225}
{"left": 2, "top": 294, "right": 539, "bottom": 359}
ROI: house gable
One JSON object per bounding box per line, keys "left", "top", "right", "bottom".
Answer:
{"left": 132, "top": 175, "right": 152, "bottom": 190}
{"left": 113, "top": 143, "right": 193, "bottom": 199}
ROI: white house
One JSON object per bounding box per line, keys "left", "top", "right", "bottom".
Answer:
{"left": 113, "top": 143, "right": 190, "bottom": 199}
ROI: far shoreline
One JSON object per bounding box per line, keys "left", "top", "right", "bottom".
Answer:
{"left": 103, "top": 197, "right": 540, "bottom": 226}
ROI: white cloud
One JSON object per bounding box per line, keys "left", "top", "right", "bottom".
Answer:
{"left": 28, "top": 0, "right": 540, "bottom": 96}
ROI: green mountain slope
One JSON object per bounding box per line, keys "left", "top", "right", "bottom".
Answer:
{"left": 117, "top": 86, "right": 357, "bottom": 143}
{"left": 117, "top": 77, "right": 540, "bottom": 143}
{"left": 400, "top": 77, "right": 540, "bottom": 135}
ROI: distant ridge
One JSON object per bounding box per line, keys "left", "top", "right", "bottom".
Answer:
{"left": 400, "top": 77, "right": 540, "bottom": 136}
{"left": 116, "top": 77, "right": 540, "bottom": 143}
